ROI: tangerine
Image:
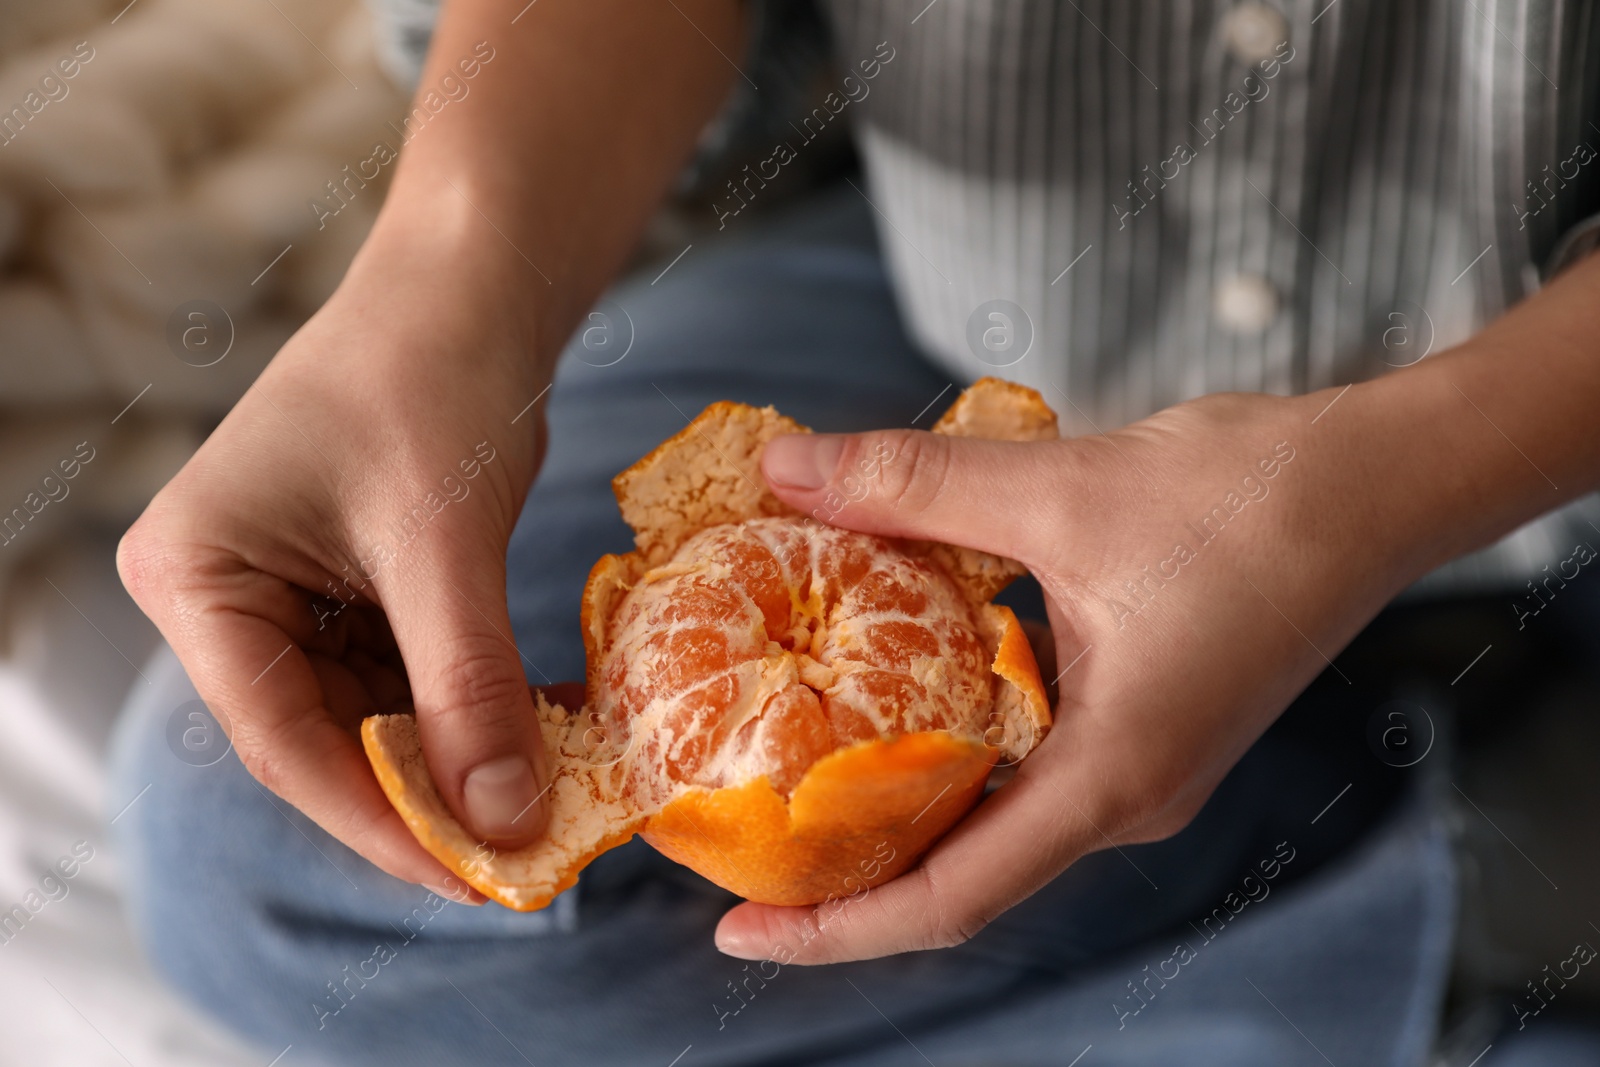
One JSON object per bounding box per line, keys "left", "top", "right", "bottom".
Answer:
{"left": 364, "top": 378, "right": 1056, "bottom": 910}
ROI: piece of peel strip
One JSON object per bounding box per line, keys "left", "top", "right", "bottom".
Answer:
{"left": 363, "top": 692, "right": 641, "bottom": 911}
{"left": 642, "top": 731, "right": 995, "bottom": 907}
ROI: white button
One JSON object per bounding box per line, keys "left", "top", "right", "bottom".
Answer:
{"left": 1221, "top": 2, "right": 1289, "bottom": 65}
{"left": 1214, "top": 273, "right": 1279, "bottom": 333}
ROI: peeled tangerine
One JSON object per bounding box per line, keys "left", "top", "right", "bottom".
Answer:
{"left": 362, "top": 378, "right": 1057, "bottom": 910}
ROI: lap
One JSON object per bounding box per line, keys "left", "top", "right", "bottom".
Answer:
{"left": 110, "top": 187, "right": 1454, "bottom": 1066}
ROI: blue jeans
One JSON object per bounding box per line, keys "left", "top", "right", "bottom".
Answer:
{"left": 112, "top": 189, "right": 1458, "bottom": 1066}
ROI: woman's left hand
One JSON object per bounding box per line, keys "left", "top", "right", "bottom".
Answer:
{"left": 713, "top": 384, "right": 1423, "bottom": 963}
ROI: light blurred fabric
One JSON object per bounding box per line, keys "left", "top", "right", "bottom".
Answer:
{"left": 0, "top": 1, "right": 409, "bottom": 1062}
{"left": 0, "top": 0, "right": 410, "bottom": 612}
{"left": 0, "top": 530, "right": 260, "bottom": 1066}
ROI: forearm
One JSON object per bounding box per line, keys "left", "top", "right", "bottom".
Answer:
{"left": 1318, "top": 251, "right": 1600, "bottom": 590}
{"left": 349, "top": 0, "right": 745, "bottom": 367}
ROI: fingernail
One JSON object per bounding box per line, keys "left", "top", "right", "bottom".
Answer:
{"left": 764, "top": 434, "right": 844, "bottom": 491}
{"left": 462, "top": 755, "right": 541, "bottom": 840}
{"left": 715, "top": 933, "right": 767, "bottom": 960}
{"left": 425, "top": 882, "right": 483, "bottom": 906}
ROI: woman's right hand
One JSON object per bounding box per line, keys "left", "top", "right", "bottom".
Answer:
{"left": 119, "top": 221, "right": 557, "bottom": 897}
{"left": 121, "top": 0, "right": 745, "bottom": 895}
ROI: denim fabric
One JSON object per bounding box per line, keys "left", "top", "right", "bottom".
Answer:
{"left": 111, "top": 188, "right": 1461, "bottom": 1066}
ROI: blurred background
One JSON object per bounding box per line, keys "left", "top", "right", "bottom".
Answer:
{"left": 0, "top": 2, "right": 406, "bottom": 1062}
{"left": 0, "top": 1, "right": 1596, "bottom": 1064}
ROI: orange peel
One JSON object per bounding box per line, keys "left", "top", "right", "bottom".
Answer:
{"left": 362, "top": 377, "right": 1057, "bottom": 910}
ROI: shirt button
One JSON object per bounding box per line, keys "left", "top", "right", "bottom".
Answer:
{"left": 1221, "top": 2, "right": 1289, "bottom": 65}
{"left": 1214, "top": 273, "right": 1279, "bottom": 333}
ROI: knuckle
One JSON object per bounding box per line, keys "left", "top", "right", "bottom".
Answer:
{"left": 1087, "top": 767, "right": 1203, "bottom": 846}
{"left": 1109, "top": 790, "right": 1167, "bottom": 838}
{"left": 1129, "top": 790, "right": 1208, "bottom": 843}
{"left": 863, "top": 430, "right": 947, "bottom": 516}
{"left": 117, "top": 513, "right": 218, "bottom": 624}
{"left": 1071, "top": 775, "right": 1169, "bottom": 844}
{"left": 231, "top": 730, "right": 288, "bottom": 796}
{"left": 912, "top": 865, "right": 990, "bottom": 951}
{"left": 1020, "top": 441, "right": 1086, "bottom": 568}
{"left": 924, "top": 910, "right": 987, "bottom": 951}
{"left": 422, "top": 644, "right": 530, "bottom": 732}
{"left": 116, "top": 518, "right": 177, "bottom": 603}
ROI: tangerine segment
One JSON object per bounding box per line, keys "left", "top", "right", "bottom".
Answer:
{"left": 642, "top": 731, "right": 995, "bottom": 907}
{"left": 362, "top": 693, "right": 643, "bottom": 912}
{"left": 580, "top": 552, "right": 645, "bottom": 707}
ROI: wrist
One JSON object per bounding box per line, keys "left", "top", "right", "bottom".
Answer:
{"left": 256, "top": 214, "right": 555, "bottom": 483}
{"left": 344, "top": 188, "right": 564, "bottom": 368}
{"left": 1303, "top": 347, "right": 1570, "bottom": 594}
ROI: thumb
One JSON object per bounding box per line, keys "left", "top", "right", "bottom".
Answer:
{"left": 382, "top": 551, "right": 550, "bottom": 849}
{"left": 761, "top": 430, "right": 1059, "bottom": 561}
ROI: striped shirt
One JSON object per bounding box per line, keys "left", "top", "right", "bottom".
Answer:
{"left": 370, "top": 0, "right": 1600, "bottom": 594}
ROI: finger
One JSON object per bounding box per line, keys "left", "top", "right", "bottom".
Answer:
{"left": 119, "top": 539, "right": 473, "bottom": 895}
{"left": 338, "top": 647, "right": 412, "bottom": 715}
{"left": 380, "top": 541, "right": 551, "bottom": 848}
{"left": 714, "top": 739, "right": 1102, "bottom": 964}
{"left": 761, "top": 431, "right": 1067, "bottom": 561}
{"left": 306, "top": 652, "right": 376, "bottom": 733}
